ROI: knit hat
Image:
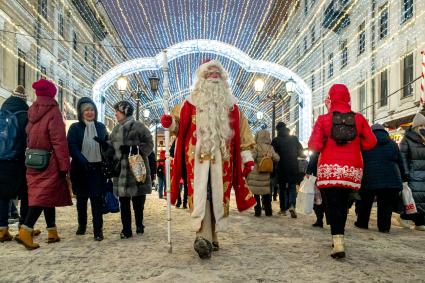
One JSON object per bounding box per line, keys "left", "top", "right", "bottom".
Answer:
{"left": 371, "top": 123, "right": 385, "bottom": 131}
{"left": 12, "top": 85, "right": 27, "bottom": 100}
{"left": 113, "top": 101, "right": 134, "bottom": 117}
{"left": 412, "top": 113, "right": 425, "bottom": 128}
{"left": 32, "top": 79, "right": 57, "bottom": 98}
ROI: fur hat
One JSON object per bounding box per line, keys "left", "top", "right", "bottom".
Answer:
{"left": 113, "top": 101, "right": 134, "bottom": 117}
{"left": 196, "top": 59, "right": 229, "bottom": 81}
{"left": 12, "top": 85, "right": 27, "bottom": 100}
{"left": 412, "top": 113, "right": 425, "bottom": 129}
{"left": 32, "top": 79, "right": 57, "bottom": 98}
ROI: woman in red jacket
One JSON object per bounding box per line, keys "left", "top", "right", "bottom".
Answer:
{"left": 308, "top": 84, "right": 376, "bottom": 259}
{"left": 16, "top": 79, "right": 71, "bottom": 250}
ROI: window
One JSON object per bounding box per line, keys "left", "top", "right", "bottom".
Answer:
{"left": 341, "top": 40, "right": 348, "bottom": 69}
{"left": 379, "top": 5, "right": 388, "bottom": 39}
{"left": 310, "top": 25, "right": 316, "bottom": 43}
{"left": 58, "top": 14, "right": 64, "bottom": 37}
{"left": 358, "top": 22, "right": 366, "bottom": 55}
{"left": 296, "top": 45, "right": 300, "bottom": 60}
{"left": 402, "top": 53, "right": 414, "bottom": 98}
{"left": 380, "top": 69, "right": 388, "bottom": 106}
{"left": 328, "top": 53, "right": 334, "bottom": 78}
{"left": 359, "top": 83, "right": 366, "bottom": 114}
{"left": 58, "top": 79, "right": 64, "bottom": 112}
{"left": 40, "top": 66, "right": 47, "bottom": 79}
{"left": 73, "top": 31, "right": 77, "bottom": 51}
{"left": 84, "top": 46, "right": 89, "bottom": 62}
{"left": 39, "top": 0, "right": 47, "bottom": 19}
{"left": 17, "top": 49, "right": 26, "bottom": 88}
{"left": 402, "top": 0, "right": 413, "bottom": 23}
{"left": 304, "top": 0, "right": 308, "bottom": 15}
{"left": 303, "top": 36, "right": 308, "bottom": 51}
{"left": 311, "top": 71, "right": 315, "bottom": 91}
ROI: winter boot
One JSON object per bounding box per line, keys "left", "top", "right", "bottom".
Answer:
{"left": 47, "top": 227, "right": 60, "bottom": 243}
{"left": 212, "top": 241, "right": 220, "bottom": 251}
{"left": 194, "top": 236, "right": 212, "bottom": 259}
{"left": 76, "top": 225, "right": 86, "bottom": 235}
{"left": 33, "top": 229, "right": 41, "bottom": 237}
{"left": 331, "top": 235, "right": 345, "bottom": 259}
{"left": 15, "top": 225, "right": 40, "bottom": 250}
{"left": 289, "top": 206, "right": 297, "bottom": 218}
{"left": 0, "top": 227, "right": 13, "bottom": 242}
{"left": 254, "top": 204, "right": 261, "bottom": 217}
{"left": 312, "top": 221, "right": 323, "bottom": 228}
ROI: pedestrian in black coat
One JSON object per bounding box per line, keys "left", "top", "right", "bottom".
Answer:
{"left": 0, "top": 86, "right": 29, "bottom": 242}
{"left": 271, "top": 122, "right": 304, "bottom": 217}
{"left": 355, "top": 124, "right": 405, "bottom": 233}
{"left": 399, "top": 113, "right": 425, "bottom": 231}
{"left": 67, "top": 97, "right": 108, "bottom": 241}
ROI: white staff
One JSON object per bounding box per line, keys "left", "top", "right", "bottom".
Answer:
{"left": 162, "top": 50, "right": 172, "bottom": 253}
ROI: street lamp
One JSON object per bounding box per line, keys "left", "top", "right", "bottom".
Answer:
{"left": 254, "top": 79, "right": 265, "bottom": 93}
{"left": 285, "top": 77, "right": 296, "bottom": 95}
{"left": 148, "top": 73, "right": 160, "bottom": 93}
{"left": 116, "top": 75, "right": 128, "bottom": 99}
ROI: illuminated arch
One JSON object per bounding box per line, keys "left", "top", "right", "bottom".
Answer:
{"left": 93, "top": 39, "right": 312, "bottom": 140}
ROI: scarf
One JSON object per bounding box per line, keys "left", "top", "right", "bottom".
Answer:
{"left": 82, "top": 120, "right": 102, "bottom": 162}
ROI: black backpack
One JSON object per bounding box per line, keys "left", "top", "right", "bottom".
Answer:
{"left": 331, "top": 111, "right": 357, "bottom": 145}
{"left": 0, "top": 109, "right": 27, "bottom": 160}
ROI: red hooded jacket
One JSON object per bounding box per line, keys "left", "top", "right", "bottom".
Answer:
{"left": 308, "top": 84, "right": 377, "bottom": 190}
{"left": 26, "top": 96, "right": 71, "bottom": 207}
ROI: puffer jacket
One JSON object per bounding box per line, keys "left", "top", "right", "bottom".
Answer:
{"left": 247, "top": 130, "right": 280, "bottom": 195}
{"left": 308, "top": 84, "right": 377, "bottom": 190}
{"left": 400, "top": 129, "right": 425, "bottom": 214}
{"left": 361, "top": 129, "right": 405, "bottom": 191}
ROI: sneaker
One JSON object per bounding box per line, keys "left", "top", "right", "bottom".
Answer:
{"left": 289, "top": 207, "right": 297, "bottom": 218}
{"left": 136, "top": 226, "right": 144, "bottom": 235}
{"left": 414, "top": 225, "right": 425, "bottom": 231}
{"left": 312, "top": 222, "right": 323, "bottom": 228}
{"left": 278, "top": 210, "right": 287, "bottom": 216}
{"left": 396, "top": 215, "right": 411, "bottom": 229}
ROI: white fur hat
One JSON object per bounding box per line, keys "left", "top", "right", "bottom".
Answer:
{"left": 412, "top": 113, "right": 425, "bottom": 128}
{"left": 196, "top": 59, "right": 229, "bottom": 81}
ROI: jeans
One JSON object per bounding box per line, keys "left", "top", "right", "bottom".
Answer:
{"left": 158, "top": 176, "right": 166, "bottom": 198}
{"left": 76, "top": 196, "right": 103, "bottom": 234}
{"left": 279, "top": 182, "right": 297, "bottom": 211}
{"left": 24, "top": 207, "right": 56, "bottom": 229}
{"left": 0, "top": 198, "right": 10, "bottom": 227}
{"left": 119, "top": 195, "right": 146, "bottom": 235}
{"left": 322, "top": 188, "right": 351, "bottom": 235}
{"left": 8, "top": 200, "right": 19, "bottom": 217}
{"left": 356, "top": 190, "right": 398, "bottom": 231}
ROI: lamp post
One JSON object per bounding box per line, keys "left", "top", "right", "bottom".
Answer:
{"left": 131, "top": 90, "right": 144, "bottom": 121}
{"left": 116, "top": 75, "right": 128, "bottom": 100}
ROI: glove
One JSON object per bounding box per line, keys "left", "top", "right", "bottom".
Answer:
{"left": 119, "top": 145, "right": 130, "bottom": 155}
{"left": 242, "top": 161, "right": 255, "bottom": 177}
{"left": 161, "top": 115, "right": 173, "bottom": 128}
{"left": 93, "top": 136, "right": 109, "bottom": 150}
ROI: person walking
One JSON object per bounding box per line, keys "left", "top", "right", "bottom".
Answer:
{"left": 67, "top": 97, "right": 108, "bottom": 241}
{"left": 16, "top": 79, "right": 71, "bottom": 250}
{"left": 398, "top": 113, "right": 425, "bottom": 231}
{"left": 355, "top": 124, "right": 405, "bottom": 233}
{"left": 308, "top": 84, "right": 376, "bottom": 259}
{"left": 107, "top": 101, "right": 153, "bottom": 239}
{"left": 247, "top": 130, "right": 280, "bottom": 217}
{"left": 272, "top": 122, "right": 304, "bottom": 218}
{"left": 157, "top": 150, "right": 166, "bottom": 199}
{"left": 0, "top": 86, "right": 30, "bottom": 242}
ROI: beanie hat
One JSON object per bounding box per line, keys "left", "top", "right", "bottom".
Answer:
{"left": 371, "top": 123, "right": 385, "bottom": 131}
{"left": 412, "top": 113, "right": 425, "bottom": 129}
{"left": 12, "top": 85, "right": 27, "bottom": 100}
{"left": 113, "top": 101, "right": 134, "bottom": 117}
{"left": 32, "top": 79, "right": 57, "bottom": 98}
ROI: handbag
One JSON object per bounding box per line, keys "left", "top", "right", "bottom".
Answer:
{"left": 402, "top": 182, "right": 417, "bottom": 214}
{"left": 25, "top": 148, "right": 52, "bottom": 170}
{"left": 102, "top": 180, "right": 120, "bottom": 214}
{"left": 128, "top": 146, "right": 147, "bottom": 183}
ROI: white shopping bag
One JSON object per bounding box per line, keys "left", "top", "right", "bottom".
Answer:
{"left": 296, "top": 175, "right": 316, "bottom": 215}
{"left": 402, "top": 182, "right": 417, "bottom": 214}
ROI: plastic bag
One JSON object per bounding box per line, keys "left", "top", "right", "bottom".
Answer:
{"left": 402, "top": 182, "right": 417, "bottom": 214}
{"left": 128, "top": 146, "right": 147, "bottom": 183}
{"left": 102, "top": 180, "right": 120, "bottom": 214}
{"left": 296, "top": 175, "right": 316, "bottom": 215}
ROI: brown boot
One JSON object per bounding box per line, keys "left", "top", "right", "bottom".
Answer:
{"left": 47, "top": 227, "right": 60, "bottom": 243}
{"left": 15, "top": 225, "right": 40, "bottom": 250}
{"left": 331, "top": 235, "right": 345, "bottom": 259}
{"left": 33, "top": 229, "right": 41, "bottom": 237}
{"left": 0, "top": 227, "right": 13, "bottom": 242}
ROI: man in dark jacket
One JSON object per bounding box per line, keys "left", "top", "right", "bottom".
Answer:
{"left": 272, "top": 122, "right": 304, "bottom": 218}
{"left": 0, "top": 86, "right": 29, "bottom": 242}
{"left": 355, "top": 124, "right": 405, "bottom": 233}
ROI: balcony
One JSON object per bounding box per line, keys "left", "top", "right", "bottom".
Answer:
{"left": 322, "top": 0, "right": 351, "bottom": 34}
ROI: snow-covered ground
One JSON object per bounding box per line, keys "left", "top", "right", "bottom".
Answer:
{"left": 1, "top": 192, "right": 425, "bottom": 282}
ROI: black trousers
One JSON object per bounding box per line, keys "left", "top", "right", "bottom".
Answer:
{"left": 119, "top": 195, "right": 146, "bottom": 234}
{"left": 18, "top": 193, "right": 29, "bottom": 226}
{"left": 24, "top": 207, "right": 55, "bottom": 229}
{"left": 254, "top": 194, "right": 272, "bottom": 215}
{"left": 356, "top": 190, "right": 398, "bottom": 231}
{"left": 76, "top": 196, "right": 103, "bottom": 234}
{"left": 313, "top": 190, "right": 328, "bottom": 224}
{"left": 176, "top": 177, "right": 188, "bottom": 206}
{"left": 322, "top": 188, "right": 351, "bottom": 235}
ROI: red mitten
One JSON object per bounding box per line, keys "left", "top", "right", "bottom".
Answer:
{"left": 242, "top": 161, "right": 255, "bottom": 177}
{"left": 161, "top": 115, "right": 173, "bottom": 128}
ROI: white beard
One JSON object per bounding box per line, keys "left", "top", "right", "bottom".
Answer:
{"left": 193, "top": 79, "right": 234, "bottom": 156}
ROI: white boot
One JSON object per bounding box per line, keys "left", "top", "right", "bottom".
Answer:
{"left": 331, "top": 235, "right": 345, "bottom": 259}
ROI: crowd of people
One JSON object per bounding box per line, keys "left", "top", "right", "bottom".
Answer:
{"left": 0, "top": 62, "right": 423, "bottom": 262}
